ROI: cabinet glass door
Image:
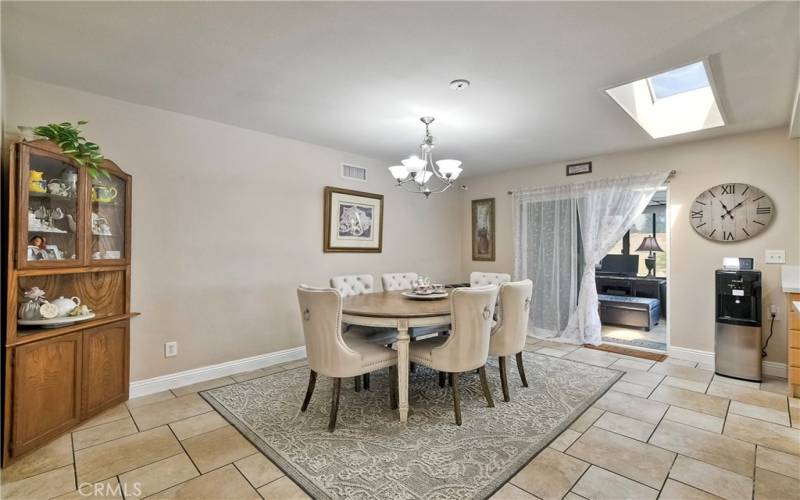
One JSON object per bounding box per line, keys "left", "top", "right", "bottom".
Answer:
{"left": 22, "top": 149, "right": 83, "bottom": 266}
{"left": 90, "top": 172, "right": 128, "bottom": 262}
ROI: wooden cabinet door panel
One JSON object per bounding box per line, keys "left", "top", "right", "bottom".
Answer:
{"left": 11, "top": 332, "right": 82, "bottom": 457}
{"left": 82, "top": 321, "right": 129, "bottom": 417}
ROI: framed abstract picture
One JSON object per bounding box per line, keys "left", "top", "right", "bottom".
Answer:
{"left": 323, "top": 186, "right": 383, "bottom": 253}
{"left": 471, "top": 198, "right": 495, "bottom": 261}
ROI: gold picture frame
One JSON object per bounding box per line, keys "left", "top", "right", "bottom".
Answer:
{"left": 323, "top": 186, "right": 383, "bottom": 253}
{"left": 471, "top": 198, "right": 495, "bottom": 261}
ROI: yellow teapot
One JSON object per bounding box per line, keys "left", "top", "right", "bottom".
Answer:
{"left": 29, "top": 170, "right": 46, "bottom": 193}
{"left": 92, "top": 185, "right": 118, "bottom": 203}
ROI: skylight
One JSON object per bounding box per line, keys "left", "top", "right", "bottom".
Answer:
{"left": 606, "top": 60, "right": 725, "bottom": 139}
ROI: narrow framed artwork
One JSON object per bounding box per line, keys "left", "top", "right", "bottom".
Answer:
{"left": 471, "top": 198, "right": 495, "bottom": 261}
{"left": 323, "top": 186, "right": 383, "bottom": 253}
{"left": 566, "top": 161, "right": 592, "bottom": 176}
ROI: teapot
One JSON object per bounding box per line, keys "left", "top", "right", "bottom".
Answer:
{"left": 51, "top": 296, "right": 81, "bottom": 317}
{"left": 48, "top": 179, "right": 69, "bottom": 197}
{"left": 29, "top": 170, "right": 46, "bottom": 193}
{"left": 92, "top": 185, "right": 118, "bottom": 203}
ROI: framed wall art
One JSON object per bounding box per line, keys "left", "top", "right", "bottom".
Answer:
{"left": 566, "top": 161, "right": 592, "bottom": 176}
{"left": 471, "top": 198, "right": 495, "bottom": 261}
{"left": 323, "top": 186, "right": 383, "bottom": 253}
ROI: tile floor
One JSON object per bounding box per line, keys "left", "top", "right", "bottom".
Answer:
{"left": 2, "top": 342, "right": 798, "bottom": 500}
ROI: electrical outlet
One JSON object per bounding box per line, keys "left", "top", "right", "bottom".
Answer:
{"left": 165, "top": 341, "right": 178, "bottom": 358}
{"left": 769, "top": 304, "right": 779, "bottom": 318}
{"left": 765, "top": 250, "right": 785, "bottom": 264}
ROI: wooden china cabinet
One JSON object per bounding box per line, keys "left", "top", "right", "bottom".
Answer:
{"left": 2, "top": 140, "right": 136, "bottom": 465}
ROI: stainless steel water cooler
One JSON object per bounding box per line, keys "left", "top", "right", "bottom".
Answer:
{"left": 715, "top": 270, "right": 762, "bottom": 382}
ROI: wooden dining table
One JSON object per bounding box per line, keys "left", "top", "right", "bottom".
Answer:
{"left": 342, "top": 290, "right": 451, "bottom": 423}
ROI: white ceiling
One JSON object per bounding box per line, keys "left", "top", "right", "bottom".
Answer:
{"left": 3, "top": 2, "right": 798, "bottom": 175}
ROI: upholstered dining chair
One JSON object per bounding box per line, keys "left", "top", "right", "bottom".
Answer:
{"left": 409, "top": 286, "right": 499, "bottom": 425}
{"left": 331, "top": 274, "right": 376, "bottom": 296}
{"left": 297, "top": 285, "right": 398, "bottom": 432}
{"left": 488, "top": 279, "right": 533, "bottom": 402}
{"left": 470, "top": 272, "right": 511, "bottom": 287}
{"left": 381, "top": 272, "right": 418, "bottom": 291}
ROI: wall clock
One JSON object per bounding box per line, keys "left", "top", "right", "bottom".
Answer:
{"left": 690, "top": 183, "right": 774, "bottom": 242}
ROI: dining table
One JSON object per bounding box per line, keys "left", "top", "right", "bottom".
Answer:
{"left": 342, "top": 290, "right": 451, "bottom": 423}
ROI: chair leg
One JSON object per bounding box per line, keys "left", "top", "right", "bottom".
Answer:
{"left": 389, "top": 366, "right": 398, "bottom": 409}
{"left": 499, "top": 356, "right": 510, "bottom": 402}
{"left": 328, "top": 377, "right": 341, "bottom": 432}
{"left": 478, "top": 366, "right": 494, "bottom": 408}
{"left": 363, "top": 373, "right": 370, "bottom": 390}
{"left": 354, "top": 376, "right": 361, "bottom": 392}
{"left": 438, "top": 371, "right": 446, "bottom": 388}
{"left": 301, "top": 370, "right": 317, "bottom": 412}
{"left": 515, "top": 351, "right": 529, "bottom": 388}
{"left": 450, "top": 373, "right": 462, "bottom": 426}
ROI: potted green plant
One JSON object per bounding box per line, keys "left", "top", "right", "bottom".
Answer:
{"left": 28, "top": 121, "right": 109, "bottom": 179}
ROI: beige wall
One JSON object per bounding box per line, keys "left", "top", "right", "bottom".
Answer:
{"left": 459, "top": 128, "right": 799, "bottom": 364}
{"left": 5, "top": 75, "right": 462, "bottom": 381}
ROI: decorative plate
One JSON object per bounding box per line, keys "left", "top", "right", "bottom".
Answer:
{"left": 401, "top": 291, "right": 448, "bottom": 300}
{"left": 18, "top": 312, "right": 96, "bottom": 328}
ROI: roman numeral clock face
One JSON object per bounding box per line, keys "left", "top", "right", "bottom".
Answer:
{"left": 690, "top": 183, "right": 774, "bottom": 242}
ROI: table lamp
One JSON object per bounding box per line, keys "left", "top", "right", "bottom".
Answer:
{"left": 636, "top": 236, "right": 663, "bottom": 277}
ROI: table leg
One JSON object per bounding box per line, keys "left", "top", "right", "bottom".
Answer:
{"left": 396, "top": 319, "right": 410, "bottom": 423}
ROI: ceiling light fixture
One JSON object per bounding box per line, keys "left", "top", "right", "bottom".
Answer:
{"left": 449, "top": 79, "right": 470, "bottom": 90}
{"left": 387, "top": 116, "right": 462, "bottom": 197}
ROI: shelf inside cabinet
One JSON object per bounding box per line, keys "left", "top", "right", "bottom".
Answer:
{"left": 9, "top": 312, "right": 140, "bottom": 347}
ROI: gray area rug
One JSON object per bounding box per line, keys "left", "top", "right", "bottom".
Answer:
{"left": 201, "top": 351, "right": 621, "bottom": 499}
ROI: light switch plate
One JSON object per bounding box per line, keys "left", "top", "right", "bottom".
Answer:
{"left": 765, "top": 250, "right": 785, "bottom": 264}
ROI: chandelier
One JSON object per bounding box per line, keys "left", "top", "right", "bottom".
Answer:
{"left": 387, "top": 116, "right": 463, "bottom": 197}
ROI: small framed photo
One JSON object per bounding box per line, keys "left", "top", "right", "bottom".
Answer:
{"left": 324, "top": 186, "right": 383, "bottom": 253}
{"left": 566, "top": 161, "right": 592, "bottom": 176}
{"left": 45, "top": 245, "right": 63, "bottom": 260}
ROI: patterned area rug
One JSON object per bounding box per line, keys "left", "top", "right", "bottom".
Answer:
{"left": 201, "top": 351, "right": 621, "bottom": 499}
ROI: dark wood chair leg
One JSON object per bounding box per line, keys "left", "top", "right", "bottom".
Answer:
{"left": 439, "top": 371, "right": 446, "bottom": 388}
{"left": 450, "top": 373, "right": 462, "bottom": 426}
{"left": 389, "top": 366, "right": 398, "bottom": 409}
{"left": 499, "top": 356, "right": 510, "bottom": 402}
{"left": 478, "top": 366, "right": 494, "bottom": 408}
{"left": 328, "top": 378, "right": 341, "bottom": 432}
{"left": 515, "top": 351, "right": 529, "bottom": 388}
{"left": 354, "top": 376, "right": 361, "bottom": 392}
{"left": 301, "top": 370, "right": 317, "bottom": 412}
{"left": 363, "top": 373, "right": 370, "bottom": 390}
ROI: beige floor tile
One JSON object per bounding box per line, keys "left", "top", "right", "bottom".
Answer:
{"left": 126, "top": 391, "right": 176, "bottom": 409}
{"left": 118, "top": 453, "right": 199, "bottom": 499}
{"left": 563, "top": 493, "right": 586, "bottom": 500}
{"left": 759, "top": 378, "right": 789, "bottom": 396}
{"left": 611, "top": 380, "right": 653, "bottom": 398}
{"left": 511, "top": 448, "right": 589, "bottom": 500}
{"left": 170, "top": 376, "right": 236, "bottom": 397}
{"left": 73, "top": 416, "right": 139, "bottom": 451}
{"left": 549, "top": 429, "right": 582, "bottom": 452}
{"left": 660, "top": 376, "right": 710, "bottom": 393}
{"left": 74, "top": 404, "right": 131, "bottom": 431}
{"left": 536, "top": 347, "right": 569, "bottom": 358}
{"left": 593, "top": 390, "right": 668, "bottom": 425}
{"left": 75, "top": 426, "right": 182, "bottom": 483}
{"left": 650, "top": 420, "right": 755, "bottom": 477}
{"left": 150, "top": 464, "right": 261, "bottom": 499}
{"left": 608, "top": 358, "right": 655, "bottom": 372}
{"left": 2, "top": 464, "right": 75, "bottom": 500}
{"left": 490, "top": 482, "right": 539, "bottom": 499}
{"left": 728, "top": 400, "right": 790, "bottom": 426}
{"left": 707, "top": 380, "right": 788, "bottom": 412}
{"left": 54, "top": 478, "right": 123, "bottom": 499}
{"left": 649, "top": 363, "right": 713, "bottom": 384}
{"left": 234, "top": 453, "right": 284, "bottom": 489}
{"left": 129, "top": 393, "right": 212, "bottom": 431}
{"left": 563, "top": 349, "right": 617, "bottom": 368}
{"left": 169, "top": 411, "right": 229, "bottom": 440}
{"left": 696, "top": 362, "right": 715, "bottom": 371}
{"left": 570, "top": 407, "right": 604, "bottom": 432}
{"left": 571, "top": 465, "right": 658, "bottom": 500}
{"left": 663, "top": 406, "right": 724, "bottom": 433}
{"left": 532, "top": 340, "right": 580, "bottom": 352}
{"left": 754, "top": 467, "right": 800, "bottom": 500}
{"left": 649, "top": 385, "right": 729, "bottom": 418}
{"left": 791, "top": 398, "right": 800, "bottom": 429}
{"left": 278, "top": 359, "right": 309, "bottom": 371}
{"left": 257, "top": 477, "right": 310, "bottom": 499}
{"left": 669, "top": 455, "right": 751, "bottom": 500}
{"left": 658, "top": 479, "right": 722, "bottom": 500}
{"left": 620, "top": 370, "right": 665, "bottom": 390}
{"left": 663, "top": 358, "right": 699, "bottom": 368}
{"left": 713, "top": 374, "right": 760, "bottom": 390}
{"left": 724, "top": 414, "right": 800, "bottom": 456}
{"left": 592, "top": 411, "right": 655, "bottom": 442}
{"left": 756, "top": 446, "right": 800, "bottom": 480}
{"left": 181, "top": 425, "right": 256, "bottom": 473}
{"left": 231, "top": 365, "right": 284, "bottom": 383}
{"left": 567, "top": 427, "right": 674, "bottom": 489}
{"left": 1, "top": 434, "right": 73, "bottom": 482}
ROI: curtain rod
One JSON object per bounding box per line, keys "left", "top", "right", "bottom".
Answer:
{"left": 506, "top": 169, "right": 677, "bottom": 195}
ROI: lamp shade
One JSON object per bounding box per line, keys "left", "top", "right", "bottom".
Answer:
{"left": 388, "top": 165, "right": 409, "bottom": 180}
{"left": 414, "top": 171, "right": 433, "bottom": 185}
{"left": 636, "top": 235, "right": 664, "bottom": 253}
{"left": 436, "top": 159, "right": 462, "bottom": 175}
{"left": 401, "top": 156, "right": 426, "bottom": 173}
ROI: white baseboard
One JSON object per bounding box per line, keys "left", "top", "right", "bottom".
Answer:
{"left": 129, "top": 346, "right": 307, "bottom": 399}
{"left": 762, "top": 360, "right": 788, "bottom": 378}
{"left": 668, "top": 345, "right": 787, "bottom": 379}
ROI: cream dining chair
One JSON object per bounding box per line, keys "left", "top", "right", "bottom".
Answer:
{"left": 297, "top": 285, "right": 398, "bottom": 432}
{"left": 470, "top": 272, "right": 511, "bottom": 287}
{"left": 488, "top": 279, "right": 533, "bottom": 402}
{"left": 381, "top": 272, "right": 419, "bottom": 291}
{"left": 409, "top": 285, "right": 499, "bottom": 425}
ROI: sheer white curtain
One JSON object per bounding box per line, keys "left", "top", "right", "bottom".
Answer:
{"left": 513, "top": 171, "right": 670, "bottom": 344}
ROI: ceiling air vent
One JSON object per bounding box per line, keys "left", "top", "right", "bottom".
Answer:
{"left": 341, "top": 163, "right": 367, "bottom": 182}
